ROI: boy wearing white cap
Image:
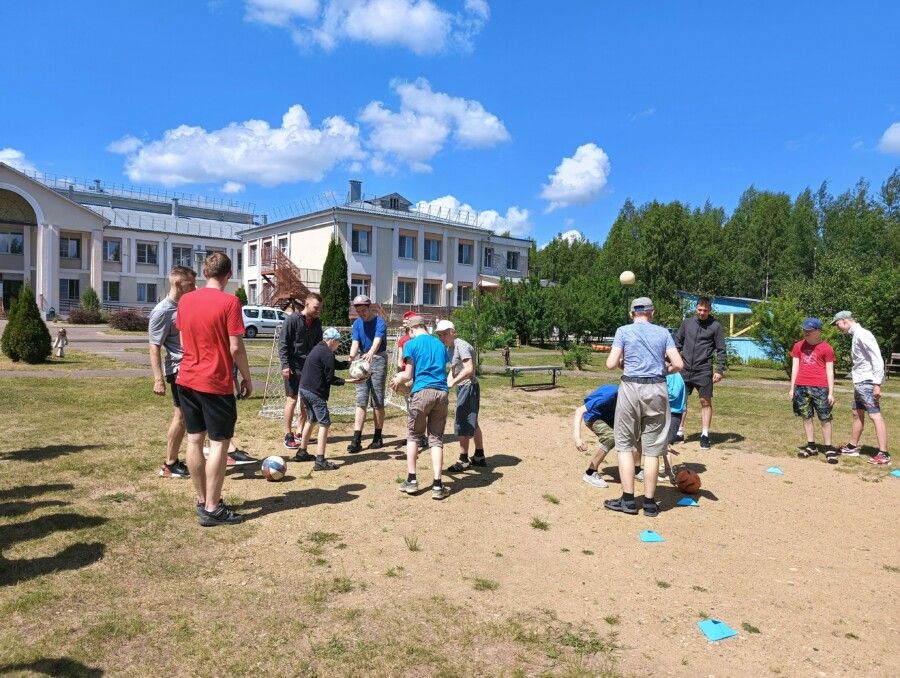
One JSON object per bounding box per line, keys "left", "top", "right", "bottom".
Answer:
{"left": 435, "top": 320, "right": 486, "bottom": 471}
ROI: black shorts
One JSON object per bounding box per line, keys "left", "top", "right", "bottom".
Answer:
{"left": 668, "top": 412, "right": 683, "bottom": 444}
{"left": 684, "top": 374, "right": 713, "bottom": 400}
{"left": 167, "top": 373, "right": 181, "bottom": 408}
{"left": 178, "top": 385, "right": 237, "bottom": 441}
{"left": 284, "top": 367, "right": 301, "bottom": 397}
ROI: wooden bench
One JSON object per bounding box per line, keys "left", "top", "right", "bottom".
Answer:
{"left": 886, "top": 353, "right": 900, "bottom": 380}
{"left": 506, "top": 365, "right": 562, "bottom": 389}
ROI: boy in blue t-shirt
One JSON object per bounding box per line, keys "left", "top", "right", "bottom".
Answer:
{"left": 391, "top": 315, "right": 451, "bottom": 500}
{"left": 348, "top": 295, "right": 388, "bottom": 452}
{"left": 573, "top": 384, "right": 618, "bottom": 488}
{"left": 663, "top": 371, "right": 686, "bottom": 484}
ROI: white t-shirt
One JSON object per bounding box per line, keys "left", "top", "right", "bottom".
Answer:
{"left": 449, "top": 338, "right": 477, "bottom": 386}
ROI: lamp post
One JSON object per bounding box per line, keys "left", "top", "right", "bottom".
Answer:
{"left": 445, "top": 282, "right": 454, "bottom": 320}
{"left": 619, "top": 270, "right": 635, "bottom": 323}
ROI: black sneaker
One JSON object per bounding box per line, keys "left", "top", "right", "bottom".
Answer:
{"left": 228, "top": 449, "right": 258, "bottom": 466}
{"left": 368, "top": 437, "right": 384, "bottom": 450}
{"left": 293, "top": 449, "right": 314, "bottom": 462}
{"left": 199, "top": 504, "right": 244, "bottom": 527}
{"left": 347, "top": 438, "right": 363, "bottom": 453}
{"left": 314, "top": 458, "right": 338, "bottom": 471}
{"left": 448, "top": 459, "right": 471, "bottom": 472}
{"left": 159, "top": 461, "right": 190, "bottom": 478}
{"left": 672, "top": 433, "right": 685, "bottom": 444}
{"left": 643, "top": 500, "right": 659, "bottom": 517}
{"left": 283, "top": 433, "right": 299, "bottom": 449}
{"left": 699, "top": 435, "right": 711, "bottom": 449}
{"left": 471, "top": 455, "right": 487, "bottom": 467}
{"left": 603, "top": 497, "right": 639, "bottom": 515}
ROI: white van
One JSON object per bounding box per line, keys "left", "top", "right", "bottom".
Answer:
{"left": 241, "top": 305, "right": 286, "bottom": 338}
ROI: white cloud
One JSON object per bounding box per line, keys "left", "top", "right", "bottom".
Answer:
{"left": 245, "top": 0, "right": 319, "bottom": 26}
{"left": 246, "top": 0, "right": 489, "bottom": 54}
{"left": 878, "top": 122, "right": 900, "bottom": 155}
{"left": 559, "top": 229, "right": 584, "bottom": 243}
{"left": 540, "top": 143, "right": 611, "bottom": 212}
{"left": 415, "top": 195, "right": 531, "bottom": 237}
{"left": 106, "top": 135, "right": 143, "bottom": 154}
{"left": 360, "top": 78, "right": 509, "bottom": 172}
{"left": 0, "top": 148, "right": 36, "bottom": 173}
{"left": 220, "top": 181, "right": 246, "bottom": 194}
{"left": 630, "top": 107, "right": 655, "bottom": 121}
{"left": 109, "top": 105, "right": 364, "bottom": 187}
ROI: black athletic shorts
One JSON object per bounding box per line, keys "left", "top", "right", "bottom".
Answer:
{"left": 684, "top": 372, "right": 714, "bottom": 400}
{"left": 167, "top": 373, "right": 181, "bottom": 408}
{"left": 177, "top": 385, "right": 237, "bottom": 441}
{"left": 284, "top": 367, "right": 301, "bottom": 397}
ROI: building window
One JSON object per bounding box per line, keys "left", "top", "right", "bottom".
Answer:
{"left": 506, "top": 251, "right": 520, "bottom": 271}
{"left": 0, "top": 232, "right": 23, "bottom": 255}
{"left": 458, "top": 242, "right": 473, "bottom": 265}
{"left": 389, "top": 197, "right": 400, "bottom": 210}
{"left": 136, "top": 243, "right": 158, "bottom": 265}
{"left": 248, "top": 244, "right": 258, "bottom": 266}
{"left": 248, "top": 283, "right": 258, "bottom": 304}
{"left": 277, "top": 236, "right": 288, "bottom": 254}
{"left": 137, "top": 283, "right": 158, "bottom": 303}
{"left": 396, "top": 280, "right": 415, "bottom": 304}
{"left": 172, "top": 246, "right": 192, "bottom": 268}
{"left": 456, "top": 284, "right": 472, "bottom": 306}
{"left": 103, "top": 239, "right": 120, "bottom": 262}
{"left": 351, "top": 227, "right": 370, "bottom": 255}
{"left": 102, "top": 281, "right": 120, "bottom": 302}
{"left": 351, "top": 276, "right": 370, "bottom": 300}
{"left": 424, "top": 237, "right": 441, "bottom": 262}
{"left": 398, "top": 234, "right": 416, "bottom": 259}
{"left": 59, "top": 237, "right": 81, "bottom": 259}
{"left": 422, "top": 281, "right": 440, "bottom": 306}
{"left": 237, "top": 251, "right": 243, "bottom": 270}
{"left": 484, "top": 246, "right": 494, "bottom": 268}
{"left": 59, "top": 278, "right": 79, "bottom": 300}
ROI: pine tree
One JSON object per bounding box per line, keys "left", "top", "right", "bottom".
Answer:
{"left": 235, "top": 287, "right": 248, "bottom": 306}
{"left": 81, "top": 286, "right": 101, "bottom": 312}
{"left": 1, "top": 292, "right": 21, "bottom": 361}
{"left": 320, "top": 237, "right": 350, "bottom": 326}
{"left": 6, "top": 285, "right": 51, "bottom": 363}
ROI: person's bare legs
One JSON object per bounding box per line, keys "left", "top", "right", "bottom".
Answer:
{"left": 295, "top": 399, "right": 307, "bottom": 437}
{"left": 802, "top": 418, "right": 815, "bottom": 445}
{"left": 406, "top": 438, "right": 419, "bottom": 475}
{"left": 618, "top": 450, "right": 636, "bottom": 495}
{"left": 166, "top": 408, "right": 185, "bottom": 465}
{"left": 203, "top": 438, "right": 229, "bottom": 512}
{"left": 588, "top": 446, "right": 608, "bottom": 471}
{"left": 870, "top": 412, "right": 888, "bottom": 451}
{"left": 374, "top": 407, "right": 385, "bottom": 430}
{"left": 283, "top": 395, "right": 297, "bottom": 435}
{"left": 316, "top": 425, "right": 329, "bottom": 458}
{"left": 459, "top": 436, "right": 471, "bottom": 456}
{"left": 848, "top": 409, "right": 865, "bottom": 446}
{"left": 354, "top": 406, "right": 367, "bottom": 434}
{"left": 430, "top": 445, "right": 443, "bottom": 481}
{"left": 474, "top": 425, "right": 484, "bottom": 450}
{"left": 700, "top": 396, "right": 713, "bottom": 433}
{"left": 186, "top": 432, "right": 207, "bottom": 505}
{"left": 821, "top": 420, "right": 833, "bottom": 447}
{"left": 643, "top": 456, "right": 659, "bottom": 500}
{"left": 300, "top": 419, "right": 314, "bottom": 451}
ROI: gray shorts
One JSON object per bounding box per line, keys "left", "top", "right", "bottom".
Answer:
{"left": 455, "top": 381, "right": 480, "bottom": 437}
{"left": 299, "top": 388, "right": 331, "bottom": 427}
{"left": 355, "top": 353, "right": 387, "bottom": 409}
{"left": 614, "top": 380, "right": 670, "bottom": 457}
{"left": 408, "top": 388, "right": 449, "bottom": 448}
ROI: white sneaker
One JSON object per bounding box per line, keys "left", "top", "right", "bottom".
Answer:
{"left": 635, "top": 470, "right": 644, "bottom": 482}
{"left": 582, "top": 472, "right": 608, "bottom": 488}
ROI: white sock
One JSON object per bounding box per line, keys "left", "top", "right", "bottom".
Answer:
{"left": 701, "top": 428, "right": 709, "bottom": 437}
{"left": 676, "top": 427, "right": 684, "bottom": 435}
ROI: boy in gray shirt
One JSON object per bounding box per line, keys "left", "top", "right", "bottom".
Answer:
{"left": 435, "top": 320, "right": 486, "bottom": 471}
{"left": 604, "top": 297, "right": 683, "bottom": 517}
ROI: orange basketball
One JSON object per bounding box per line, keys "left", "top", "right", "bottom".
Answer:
{"left": 676, "top": 469, "right": 702, "bottom": 494}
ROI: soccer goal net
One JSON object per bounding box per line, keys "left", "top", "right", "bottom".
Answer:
{"left": 258, "top": 325, "right": 408, "bottom": 423}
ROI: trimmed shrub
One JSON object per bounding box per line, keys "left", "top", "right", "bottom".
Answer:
{"left": 5, "top": 285, "right": 51, "bottom": 363}
{"left": 109, "top": 309, "right": 149, "bottom": 331}
{"left": 562, "top": 344, "right": 592, "bottom": 370}
{"left": 1, "top": 292, "right": 21, "bottom": 361}
{"left": 235, "top": 287, "right": 248, "bottom": 306}
{"left": 81, "top": 287, "right": 101, "bottom": 312}
{"left": 68, "top": 308, "right": 104, "bottom": 324}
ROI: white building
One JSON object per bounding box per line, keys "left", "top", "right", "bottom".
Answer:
{"left": 240, "top": 181, "right": 531, "bottom": 313}
{"left": 0, "top": 163, "right": 253, "bottom": 317}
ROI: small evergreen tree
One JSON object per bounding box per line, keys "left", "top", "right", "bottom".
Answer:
{"left": 235, "top": 286, "right": 248, "bottom": 306}
{"left": 7, "top": 285, "right": 51, "bottom": 363}
{"left": 1, "top": 292, "right": 21, "bottom": 361}
{"left": 81, "top": 286, "right": 101, "bottom": 312}
{"left": 320, "top": 237, "right": 350, "bottom": 326}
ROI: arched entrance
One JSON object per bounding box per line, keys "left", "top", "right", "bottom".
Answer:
{"left": 0, "top": 188, "right": 37, "bottom": 312}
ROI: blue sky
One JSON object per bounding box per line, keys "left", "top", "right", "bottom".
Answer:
{"left": 2, "top": 0, "right": 899, "bottom": 244}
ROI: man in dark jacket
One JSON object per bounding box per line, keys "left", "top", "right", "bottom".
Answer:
{"left": 278, "top": 293, "right": 323, "bottom": 452}
{"left": 674, "top": 296, "right": 727, "bottom": 449}
{"left": 297, "top": 327, "right": 357, "bottom": 470}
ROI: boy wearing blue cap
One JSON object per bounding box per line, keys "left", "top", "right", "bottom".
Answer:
{"left": 789, "top": 318, "right": 837, "bottom": 463}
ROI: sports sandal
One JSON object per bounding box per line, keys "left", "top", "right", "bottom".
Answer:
{"left": 603, "top": 497, "right": 638, "bottom": 515}
{"left": 824, "top": 448, "right": 839, "bottom": 464}
{"left": 643, "top": 500, "right": 659, "bottom": 517}
{"left": 797, "top": 446, "right": 818, "bottom": 458}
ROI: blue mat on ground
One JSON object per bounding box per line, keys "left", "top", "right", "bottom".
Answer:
{"left": 677, "top": 497, "right": 699, "bottom": 506}
{"left": 766, "top": 466, "right": 784, "bottom": 475}
{"left": 891, "top": 469, "right": 900, "bottom": 478}
{"left": 640, "top": 530, "right": 665, "bottom": 542}
{"left": 697, "top": 619, "right": 737, "bottom": 642}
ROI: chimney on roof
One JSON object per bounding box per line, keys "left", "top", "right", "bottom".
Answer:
{"left": 260, "top": 214, "right": 268, "bottom": 225}
{"left": 94, "top": 179, "right": 103, "bottom": 192}
{"left": 349, "top": 179, "right": 362, "bottom": 203}
{"left": 171, "top": 198, "right": 179, "bottom": 217}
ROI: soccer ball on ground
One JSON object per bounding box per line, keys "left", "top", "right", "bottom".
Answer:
{"left": 349, "top": 359, "right": 371, "bottom": 380}
{"left": 261, "top": 456, "right": 287, "bottom": 481}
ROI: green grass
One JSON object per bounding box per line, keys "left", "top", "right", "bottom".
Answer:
{"left": 404, "top": 535, "right": 421, "bottom": 552}
{"left": 742, "top": 622, "right": 761, "bottom": 634}
{"left": 604, "top": 615, "right": 620, "bottom": 626}
{"left": 309, "top": 531, "right": 341, "bottom": 544}
{"left": 845, "top": 632, "right": 859, "bottom": 640}
{"left": 582, "top": 549, "right": 594, "bottom": 555}
{"left": 542, "top": 493, "right": 560, "bottom": 505}
{"left": 472, "top": 577, "right": 500, "bottom": 592}
{"left": 655, "top": 580, "right": 671, "bottom": 589}
{"left": 0, "top": 349, "right": 138, "bottom": 371}
{"left": 691, "top": 585, "right": 708, "bottom": 592}
{"left": 530, "top": 517, "right": 550, "bottom": 531}
{"left": 883, "top": 564, "right": 900, "bottom": 573}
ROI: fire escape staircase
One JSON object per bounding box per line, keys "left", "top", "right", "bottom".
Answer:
{"left": 259, "top": 249, "right": 312, "bottom": 309}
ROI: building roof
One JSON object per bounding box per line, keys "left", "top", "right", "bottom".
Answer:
{"left": 677, "top": 291, "right": 762, "bottom": 315}
{"left": 87, "top": 205, "right": 249, "bottom": 240}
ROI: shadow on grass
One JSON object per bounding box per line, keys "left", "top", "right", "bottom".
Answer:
{"left": 238, "top": 483, "right": 365, "bottom": 520}
{"left": 0, "top": 483, "right": 74, "bottom": 501}
{"left": 0, "top": 657, "right": 103, "bottom": 677}
{"left": 0, "top": 499, "right": 70, "bottom": 518}
{"left": 683, "top": 432, "right": 745, "bottom": 445}
{"left": 0, "top": 444, "right": 100, "bottom": 463}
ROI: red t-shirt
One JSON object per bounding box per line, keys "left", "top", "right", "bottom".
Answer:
{"left": 176, "top": 288, "right": 245, "bottom": 395}
{"left": 791, "top": 339, "right": 835, "bottom": 388}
